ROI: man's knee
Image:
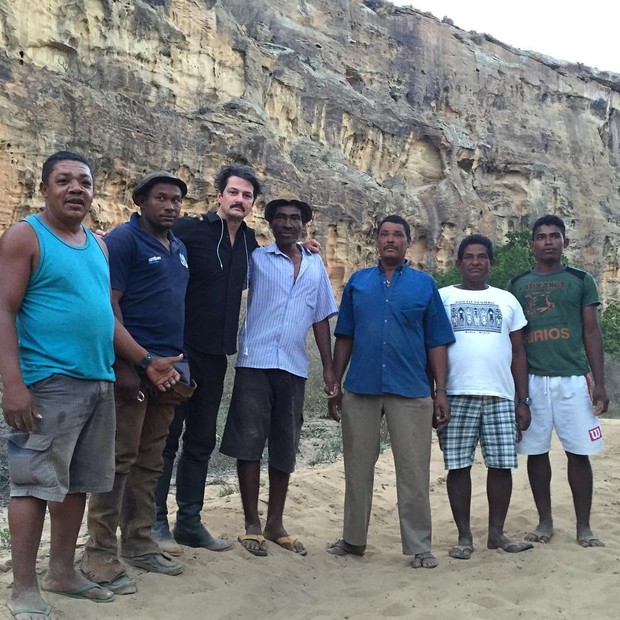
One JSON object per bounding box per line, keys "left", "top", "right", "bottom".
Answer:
{"left": 565, "top": 451, "right": 590, "bottom": 465}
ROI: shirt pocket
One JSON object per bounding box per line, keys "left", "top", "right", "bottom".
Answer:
{"left": 399, "top": 304, "right": 426, "bottom": 326}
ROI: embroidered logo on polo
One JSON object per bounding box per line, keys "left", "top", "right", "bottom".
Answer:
{"left": 179, "top": 253, "right": 188, "bottom": 268}
{"left": 588, "top": 426, "right": 602, "bottom": 441}
{"left": 449, "top": 302, "right": 502, "bottom": 333}
{"left": 148, "top": 256, "right": 162, "bottom": 264}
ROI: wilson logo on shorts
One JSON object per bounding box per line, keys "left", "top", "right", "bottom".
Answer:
{"left": 588, "top": 426, "right": 602, "bottom": 441}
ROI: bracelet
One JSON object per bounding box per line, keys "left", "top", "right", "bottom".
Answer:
{"left": 435, "top": 386, "right": 447, "bottom": 392}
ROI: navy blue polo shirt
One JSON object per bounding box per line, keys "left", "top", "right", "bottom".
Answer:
{"left": 105, "top": 212, "right": 189, "bottom": 357}
{"left": 336, "top": 261, "right": 455, "bottom": 398}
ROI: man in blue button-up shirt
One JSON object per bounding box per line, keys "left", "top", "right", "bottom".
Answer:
{"left": 326, "top": 215, "right": 454, "bottom": 569}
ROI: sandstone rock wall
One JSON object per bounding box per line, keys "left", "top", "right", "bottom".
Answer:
{"left": 1, "top": 0, "right": 619, "bottom": 299}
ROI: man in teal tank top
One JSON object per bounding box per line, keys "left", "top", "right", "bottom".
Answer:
{"left": 0, "top": 151, "right": 182, "bottom": 619}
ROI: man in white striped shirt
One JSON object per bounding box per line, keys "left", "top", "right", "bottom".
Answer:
{"left": 220, "top": 196, "right": 338, "bottom": 557}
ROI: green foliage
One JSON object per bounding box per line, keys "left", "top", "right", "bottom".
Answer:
{"left": 600, "top": 304, "right": 620, "bottom": 359}
{"left": 432, "top": 231, "right": 534, "bottom": 289}
{"left": 309, "top": 434, "right": 343, "bottom": 467}
{"left": 0, "top": 527, "right": 10, "bottom": 549}
{"left": 218, "top": 483, "right": 237, "bottom": 497}
{"left": 488, "top": 231, "right": 534, "bottom": 289}
{"left": 432, "top": 265, "right": 460, "bottom": 288}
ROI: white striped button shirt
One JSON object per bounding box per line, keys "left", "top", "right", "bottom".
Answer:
{"left": 236, "top": 243, "right": 338, "bottom": 378}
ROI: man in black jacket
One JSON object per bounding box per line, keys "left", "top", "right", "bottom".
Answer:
{"left": 153, "top": 164, "right": 261, "bottom": 552}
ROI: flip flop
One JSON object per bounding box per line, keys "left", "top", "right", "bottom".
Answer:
{"left": 270, "top": 535, "right": 307, "bottom": 556}
{"left": 7, "top": 604, "right": 54, "bottom": 618}
{"left": 524, "top": 530, "right": 553, "bottom": 544}
{"left": 412, "top": 552, "right": 438, "bottom": 569}
{"left": 238, "top": 534, "right": 268, "bottom": 557}
{"left": 449, "top": 544, "right": 473, "bottom": 560}
{"left": 500, "top": 540, "right": 534, "bottom": 553}
{"left": 325, "top": 539, "right": 365, "bottom": 557}
{"left": 43, "top": 581, "right": 114, "bottom": 603}
{"left": 578, "top": 536, "right": 605, "bottom": 548}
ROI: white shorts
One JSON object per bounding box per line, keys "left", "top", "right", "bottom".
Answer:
{"left": 517, "top": 375, "right": 603, "bottom": 456}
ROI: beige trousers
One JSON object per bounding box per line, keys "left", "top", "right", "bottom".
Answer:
{"left": 341, "top": 391, "right": 434, "bottom": 555}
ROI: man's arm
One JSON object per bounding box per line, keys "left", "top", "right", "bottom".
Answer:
{"left": 582, "top": 304, "right": 609, "bottom": 415}
{"left": 427, "top": 344, "right": 450, "bottom": 430}
{"left": 110, "top": 289, "right": 141, "bottom": 400}
{"left": 303, "top": 239, "right": 321, "bottom": 254}
{"left": 312, "top": 318, "right": 334, "bottom": 391}
{"left": 111, "top": 300, "right": 182, "bottom": 393}
{"left": 327, "top": 336, "right": 353, "bottom": 422}
{"left": 509, "top": 328, "right": 531, "bottom": 431}
{"left": 0, "top": 224, "right": 42, "bottom": 432}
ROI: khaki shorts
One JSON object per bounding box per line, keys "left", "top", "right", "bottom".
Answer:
{"left": 7, "top": 374, "right": 116, "bottom": 502}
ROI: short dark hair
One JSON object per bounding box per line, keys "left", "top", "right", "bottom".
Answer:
{"left": 532, "top": 215, "right": 566, "bottom": 238}
{"left": 377, "top": 215, "right": 411, "bottom": 241}
{"left": 214, "top": 164, "right": 261, "bottom": 201}
{"left": 457, "top": 234, "right": 494, "bottom": 261}
{"left": 41, "top": 150, "right": 92, "bottom": 184}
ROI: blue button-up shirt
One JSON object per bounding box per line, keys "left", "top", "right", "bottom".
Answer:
{"left": 237, "top": 243, "right": 338, "bottom": 378}
{"left": 336, "top": 261, "right": 454, "bottom": 398}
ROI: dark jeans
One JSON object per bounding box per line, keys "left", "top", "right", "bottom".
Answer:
{"left": 155, "top": 347, "right": 227, "bottom": 528}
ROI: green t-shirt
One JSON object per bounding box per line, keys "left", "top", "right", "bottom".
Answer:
{"left": 507, "top": 267, "right": 599, "bottom": 376}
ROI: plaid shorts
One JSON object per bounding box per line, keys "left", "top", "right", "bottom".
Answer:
{"left": 439, "top": 395, "right": 517, "bottom": 470}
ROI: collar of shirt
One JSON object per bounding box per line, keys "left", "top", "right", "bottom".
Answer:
{"left": 265, "top": 242, "right": 310, "bottom": 257}
{"left": 377, "top": 259, "right": 408, "bottom": 273}
{"left": 128, "top": 211, "right": 181, "bottom": 252}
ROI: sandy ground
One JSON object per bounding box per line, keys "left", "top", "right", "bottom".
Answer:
{"left": 1, "top": 420, "right": 619, "bottom": 620}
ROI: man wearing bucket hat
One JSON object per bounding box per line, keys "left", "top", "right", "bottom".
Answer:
{"left": 220, "top": 194, "right": 337, "bottom": 557}
{"left": 82, "top": 170, "right": 195, "bottom": 594}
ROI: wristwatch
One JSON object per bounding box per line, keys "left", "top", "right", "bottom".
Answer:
{"left": 139, "top": 353, "right": 154, "bottom": 369}
{"left": 517, "top": 397, "right": 532, "bottom": 406}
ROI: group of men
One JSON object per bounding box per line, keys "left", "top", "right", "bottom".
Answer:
{"left": 0, "top": 150, "right": 608, "bottom": 619}
{"left": 325, "top": 214, "right": 607, "bottom": 567}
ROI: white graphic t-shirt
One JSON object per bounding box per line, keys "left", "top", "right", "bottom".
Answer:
{"left": 439, "top": 285, "right": 527, "bottom": 399}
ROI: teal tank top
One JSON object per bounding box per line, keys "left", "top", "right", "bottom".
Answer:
{"left": 17, "top": 214, "right": 115, "bottom": 384}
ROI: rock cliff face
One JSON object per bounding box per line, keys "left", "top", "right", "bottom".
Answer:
{"left": 1, "top": 0, "right": 619, "bottom": 298}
